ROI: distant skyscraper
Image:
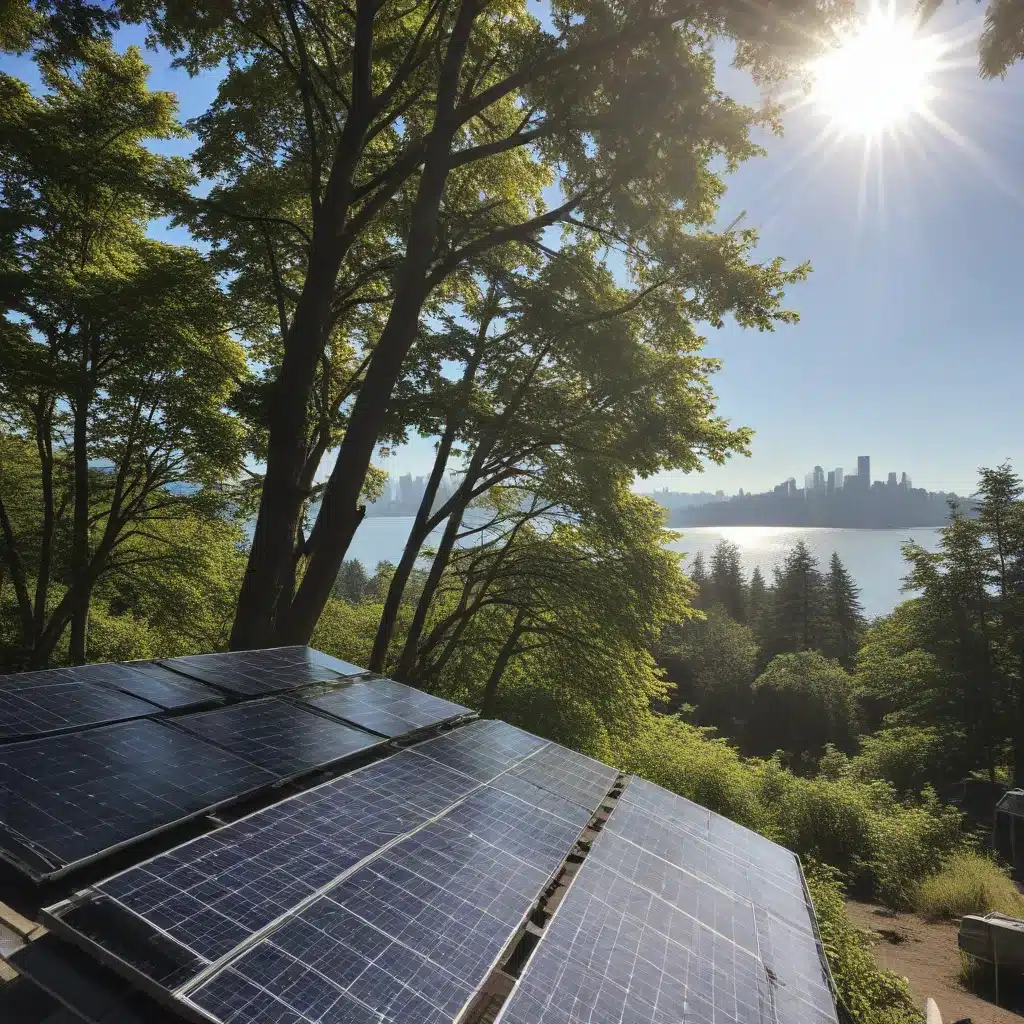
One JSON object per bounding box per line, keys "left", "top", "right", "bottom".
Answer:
{"left": 813, "top": 465, "right": 825, "bottom": 493}
{"left": 857, "top": 455, "right": 870, "bottom": 488}
{"left": 787, "top": 477, "right": 797, "bottom": 495}
{"left": 834, "top": 468, "right": 844, "bottom": 490}
{"left": 900, "top": 472, "right": 911, "bottom": 491}
{"left": 804, "top": 472, "right": 814, "bottom": 493}
{"left": 827, "top": 470, "right": 836, "bottom": 495}
{"left": 887, "top": 472, "right": 898, "bottom": 488}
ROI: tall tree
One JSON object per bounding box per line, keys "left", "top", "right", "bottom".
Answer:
{"left": 823, "top": 552, "right": 864, "bottom": 668}
{"left": 0, "top": 42, "right": 245, "bottom": 666}
{"left": 763, "top": 541, "right": 827, "bottom": 661}
{"left": 124, "top": 0, "right": 839, "bottom": 649}
{"left": 708, "top": 539, "right": 747, "bottom": 622}
{"left": 747, "top": 565, "right": 770, "bottom": 637}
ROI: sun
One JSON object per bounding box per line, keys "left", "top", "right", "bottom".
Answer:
{"left": 809, "top": 7, "right": 943, "bottom": 137}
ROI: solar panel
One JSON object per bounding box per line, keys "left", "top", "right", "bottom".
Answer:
{"left": 169, "top": 698, "right": 384, "bottom": 780}
{"left": 493, "top": 743, "right": 618, "bottom": 814}
{"left": 299, "top": 677, "right": 471, "bottom": 738}
{"left": 0, "top": 719, "right": 277, "bottom": 878}
{"left": 49, "top": 750, "right": 481, "bottom": 983}
{"left": 409, "top": 719, "right": 546, "bottom": 781}
{"left": 0, "top": 680, "right": 157, "bottom": 743}
{"left": 184, "top": 786, "right": 587, "bottom": 1024}
{"left": 62, "top": 661, "right": 224, "bottom": 711}
{"left": 158, "top": 647, "right": 352, "bottom": 697}
{"left": 496, "top": 777, "right": 839, "bottom": 1024}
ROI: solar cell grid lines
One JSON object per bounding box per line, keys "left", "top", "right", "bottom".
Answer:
{"left": 409, "top": 719, "right": 547, "bottom": 782}
{"left": 299, "top": 678, "right": 471, "bottom": 738}
{"left": 158, "top": 647, "right": 354, "bottom": 697}
{"left": 0, "top": 719, "right": 277, "bottom": 878}
{"left": 79, "top": 748, "right": 482, "bottom": 975}
{"left": 185, "top": 781, "right": 589, "bottom": 1024}
{"left": 0, "top": 680, "right": 158, "bottom": 743}
{"left": 498, "top": 743, "right": 618, "bottom": 814}
{"left": 169, "top": 698, "right": 383, "bottom": 781}
{"left": 497, "top": 776, "right": 839, "bottom": 1024}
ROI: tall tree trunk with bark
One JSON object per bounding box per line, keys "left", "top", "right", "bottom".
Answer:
{"left": 481, "top": 608, "right": 526, "bottom": 717}
{"left": 69, "top": 394, "right": 90, "bottom": 665}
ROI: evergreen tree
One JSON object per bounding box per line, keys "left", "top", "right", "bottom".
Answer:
{"left": 333, "top": 560, "right": 369, "bottom": 604}
{"left": 708, "top": 540, "right": 747, "bottom": 623}
{"left": 764, "top": 542, "right": 826, "bottom": 661}
{"left": 823, "top": 552, "right": 865, "bottom": 669}
{"left": 747, "top": 566, "right": 770, "bottom": 639}
{"left": 688, "top": 552, "right": 709, "bottom": 607}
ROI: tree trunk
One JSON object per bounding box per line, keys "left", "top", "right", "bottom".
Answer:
{"left": 33, "top": 408, "right": 54, "bottom": 644}
{"left": 230, "top": 96, "right": 375, "bottom": 651}
{"left": 270, "top": 1, "right": 480, "bottom": 647}
{"left": 0, "top": 493, "right": 33, "bottom": 659}
{"left": 481, "top": 608, "right": 526, "bottom": 717}
{"left": 69, "top": 396, "right": 90, "bottom": 665}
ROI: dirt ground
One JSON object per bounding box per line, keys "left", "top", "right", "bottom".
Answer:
{"left": 844, "top": 900, "right": 1023, "bottom": 1023}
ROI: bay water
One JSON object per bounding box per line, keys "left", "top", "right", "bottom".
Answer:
{"left": 344, "top": 518, "right": 943, "bottom": 619}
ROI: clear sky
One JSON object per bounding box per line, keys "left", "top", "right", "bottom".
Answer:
{"left": 5, "top": 3, "right": 1022, "bottom": 498}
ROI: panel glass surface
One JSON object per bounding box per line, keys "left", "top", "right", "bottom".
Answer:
{"left": 300, "top": 678, "right": 471, "bottom": 738}
{"left": 494, "top": 743, "right": 617, "bottom": 815}
{"left": 170, "top": 698, "right": 383, "bottom": 780}
{"left": 409, "top": 719, "right": 546, "bottom": 782}
{"left": 0, "top": 679, "right": 158, "bottom": 743}
{"left": 159, "top": 647, "right": 350, "bottom": 697}
{"left": 66, "top": 661, "right": 224, "bottom": 710}
{"left": 496, "top": 777, "right": 839, "bottom": 1024}
{"left": 0, "top": 720, "right": 277, "bottom": 877}
{"left": 82, "top": 750, "right": 480, "bottom": 976}
{"left": 187, "top": 786, "right": 583, "bottom": 1024}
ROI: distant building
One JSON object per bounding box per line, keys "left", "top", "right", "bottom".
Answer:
{"left": 858, "top": 455, "right": 870, "bottom": 488}
{"left": 900, "top": 472, "right": 911, "bottom": 491}
{"left": 804, "top": 472, "right": 814, "bottom": 493}
{"left": 787, "top": 478, "right": 797, "bottom": 495}
{"left": 887, "top": 472, "right": 898, "bottom": 489}
{"left": 812, "top": 466, "right": 825, "bottom": 493}
{"left": 834, "top": 468, "right": 844, "bottom": 490}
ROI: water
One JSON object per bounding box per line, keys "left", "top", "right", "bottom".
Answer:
{"left": 347, "top": 518, "right": 944, "bottom": 619}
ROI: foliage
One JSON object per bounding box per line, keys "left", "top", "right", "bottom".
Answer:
{"left": 847, "top": 725, "right": 965, "bottom": 797}
{"left": 916, "top": 851, "right": 1024, "bottom": 920}
{"left": 823, "top": 551, "right": 865, "bottom": 668}
{"left": 804, "top": 864, "right": 923, "bottom": 1024}
{"left": 919, "top": 0, "right": 1024, "bottom": 78}
{"left": 748, "top": 651, "right": 860, "bottom": 768}
{"left": 762, "top": 540, "right": 828, "bottom": 661}
{"left": 333, "top": 560, "right": 370, "bottom": 604}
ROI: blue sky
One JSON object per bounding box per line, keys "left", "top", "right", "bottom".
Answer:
{"left": 4, "top": 3, "right": 1022, "bottom": 498}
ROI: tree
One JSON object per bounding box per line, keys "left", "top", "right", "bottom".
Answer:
{"left": 707, "top": 539, "right": 747, "bottom": 622}
{"left": 763, "top": 541, "right": 827, "bottom": 661}
{"left": 919, "top": 0, "right": 1024, "bottom": 78}
{"left": 747, "top": 651, "right": 859, "bottom": 768}
{"left": 122, "top": 0, "right": 838, "bottom": 649}
{"left": 688, "top": 551, "right": 709, "bottom": 594}
{"left": 747, "top": 565, "right": 770, "bottom": 637}
{"left": 822, "top": 552, "right": 864, "bottom": 668}
{"left": 333, "top": 560, "right": 369, "bottom": 604}
{"left": 0, "top": 42, "right": 246, "bottom": 667}
{"left": 658, "top": 605, "right": 759, "bottom": 737}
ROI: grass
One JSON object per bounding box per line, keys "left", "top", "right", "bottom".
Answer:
{"left": 916, "top": 852, "right": 1024, "bottom": 921}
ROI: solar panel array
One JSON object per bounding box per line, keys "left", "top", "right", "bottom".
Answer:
{"left": 0, "top": 650, "right": 838, "bottom": 1024}
{"left": 0, "top": 649, "right": 474, "bottom": 880}
{"left": 496, "top": 777, "right": 839, "bottom": 1024}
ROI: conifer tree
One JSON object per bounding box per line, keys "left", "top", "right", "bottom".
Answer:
{"left": 823, "top": 552, "right": 865, "bottom": 669}
{"left": 709, "top": 540, "right": 747, "bottom": 623}
{"left": 747, "top": 565, "right": 771, "bottom": 639}
{"left": 764, "top": 541, "right": 826, "bottom": 660}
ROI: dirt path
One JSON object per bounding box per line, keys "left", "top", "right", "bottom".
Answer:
{"left": 844, "top": 900, "right": 1022, "bottom": 1023}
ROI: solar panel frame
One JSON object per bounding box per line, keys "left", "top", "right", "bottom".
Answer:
{"left": 0, "top": 719, "right": 279, "bottom": 880}
{"left": 167, "top": 697, "right": 386, "bottom": 782}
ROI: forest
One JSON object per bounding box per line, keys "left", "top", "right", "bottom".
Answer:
{"left": 2, "top": 2, "right": 1023, "bottom": 1021}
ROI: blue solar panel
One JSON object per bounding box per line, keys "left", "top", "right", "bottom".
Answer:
{"left": 0, "top": 719, "right": 277, "bottom": 878}
{"left": 169, "top": 698, "right": 383, "bottom": 781}
{"left": 58, "top": 749, "right": 479, "bottom": 979}
{"left": 61, "top": 661, "right": 224, "bottom": 711}
{"left": 185, "top": 784, "right": 587, "bottom": 1024}
{"left": 159, "top": 647, "right": 350, "bottom": 697}
{"left": 409, "top": 719, "right": 546, "bottom": 781}
{"left": 299, "top": 677, "right": 471, "bottom": 738}
{"left": 497, "top": 777, "right": 839, "bottom": 1024}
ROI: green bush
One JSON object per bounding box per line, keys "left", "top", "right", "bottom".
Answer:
{"left": 848, "top": 725, "right": 965, "bottom": 797}
{"left": 917, "top": 852, "right": 1024, "bottom": 921}
{"left": 805, "top": 865, "right": 922, "bottom": 1024}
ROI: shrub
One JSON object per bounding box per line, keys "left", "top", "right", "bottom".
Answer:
{"left": 848, "top": 725, "right": 965, "bottom": 797}
{"left": 916, "top": 852, "right": 1024, "bottom": 921}
{"left": 805, "top": 864, "right": 922, "bottom": 1024}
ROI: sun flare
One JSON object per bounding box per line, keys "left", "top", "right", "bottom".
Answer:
{"left": 810, "top": 8, "right": 943, "bottom": 136}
